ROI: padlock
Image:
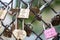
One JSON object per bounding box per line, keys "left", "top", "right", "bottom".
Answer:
{"left": 51, "top": 13, "right": 60, "bottom": 26}
{"left": 13, "top": 29, "right": 26, "bottom": 40}
{"left": 43, "top": 23, "right": 57, "bottom": 39}
{"left": 3, "top": 27, "right": 12, "bottom": 38}
{"left": 2, "top": 13, "right": 13, "bottom": 38}
{"left": 24, "top": 24, "right": 33, "bottom": 37}
{"left": 18, "top": 8, "right": 30, "bottom": 18}
{"left": 0, "top": 9, "right": 7, "bottom": 20}
{"left": 18, "top": 3, "right": 30, "bottom": 19}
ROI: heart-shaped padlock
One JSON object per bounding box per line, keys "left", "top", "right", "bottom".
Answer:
{"left": 13, "top": 29, "right": 26, "bottom": 40}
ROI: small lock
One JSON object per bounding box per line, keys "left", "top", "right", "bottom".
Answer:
{"left": 43, "top": 23, "right": 57, "bottom": 39}
{"left": 3, "top": 27, "right": 12, "bottom": 38}
{"left": 24, "top": 24, "right": 32, "bottom": 37}
{"left": 13, "top": 29, "right": 26, "bottom": 40}
{"left": 51, "top": 13, "right": 60, "bottom": 26}
{"left": 18, "top": 3, "right": 30, "bottom": 19}
{"left": 0, "top": 9, "right": 7, "bottom": 20}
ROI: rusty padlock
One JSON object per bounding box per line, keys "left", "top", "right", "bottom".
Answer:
{"left": 24, "top": 23, "right": 33, "bottom": 37}
{"left": 51, "top": 13, "right": 60, "bottom": 26}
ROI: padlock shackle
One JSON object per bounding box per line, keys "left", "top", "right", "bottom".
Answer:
{"left": 43, "top": 0, "right": 57, "bottom": 14}
{"left": 20, "top": 0, "right": 28, "bottom": 8}
{"left": 43, "top": 24, "right": 46, "bottom": 30}
{"left": 39, "top": 0, "right": 53, "bottom": 13}
{"left": 39, "top": 3, "right": 48, "bottom": 11}
{"left": 49, "top": 22, "right": 53, "bottom": 28}
{"left": 20, "top": 1, "right": 30, "bottom": 9}
{"left": 43, "top": 22, "right": 53, "bottom": 30}
{"left": 20, "top": 0, "right": 33, "bottom": 6}
{"left": 41, "top": 19, "right": 49, "bottom": 27}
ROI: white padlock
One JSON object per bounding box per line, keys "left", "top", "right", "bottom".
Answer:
{"left": 18, "top": 8, "right": 30, "bottom": 18}
{"left": 18, "top": 3, "right": 30, "bottom": 18}
{"left": 0, "top": 9, "right": 7, "bottom": 20}
{"left": 13, "top": 29, "right": 26, "bottom": 40}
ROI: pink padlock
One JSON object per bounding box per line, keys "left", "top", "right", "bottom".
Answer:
{"left": 43, "top": 23, "right": 57, "bottom": 39}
